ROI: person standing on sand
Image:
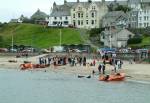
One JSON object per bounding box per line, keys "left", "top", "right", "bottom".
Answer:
{"left": 98, "top": 64, "right": 102, "bottom": 74}
{"left": 103, "top": 59, "right": 106, "bottom": 65}
{"left": 93, "top": 59, "right": 96, "bottom": 66}
{"left": 83, "top": 57, "right": 86, "bottom": 66}
{"left": 48, "top": 57, "right": 51, "bottom": 65}
{"left": 102, "top": 64, "right": 105, "bottom": 74}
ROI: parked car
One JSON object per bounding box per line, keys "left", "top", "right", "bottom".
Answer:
{"left": 41, "top": 49, "right": 51, "bottom": 53}
{"left": 136, "top": 49, "right": 148, "bottom": 53}
{"left": 10, "top": 48, "right": 17, "bottom": 52}
{"left": 0, "top": 48, "right": 8, "bottom": 52}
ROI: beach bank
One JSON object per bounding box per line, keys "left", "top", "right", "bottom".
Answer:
{"left": 0, "top": 55, "right": 150, "bottom": 82}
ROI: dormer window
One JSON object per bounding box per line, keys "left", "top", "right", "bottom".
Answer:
{"left": 91, "top": 12, "right": 94, "bottom": 18}
{"left": 73, "top": 14, "right": 75, "bottom": 18}
{"left": 78, "top": 7, "right": 82, "bottom": 10}
{"left": 92, "top": 6, "right": 96, "bottom": 10}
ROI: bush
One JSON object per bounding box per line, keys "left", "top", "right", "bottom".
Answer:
{"left": 89, "top": 28, "right": 104, "bottom": 37}
{"left": 127, "top": 37, "right": 142, "bottom": 44}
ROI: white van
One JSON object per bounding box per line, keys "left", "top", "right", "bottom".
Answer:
{"left": 53, "top": 46, "right": 64, "bottom": 52}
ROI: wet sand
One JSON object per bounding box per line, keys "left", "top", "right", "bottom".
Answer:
{"left": 0, "top": 54, "right": 150, "bottom": 82}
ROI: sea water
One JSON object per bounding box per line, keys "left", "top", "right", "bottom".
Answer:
{"left": 0, "top": 69, "right": 150, "bottom": 103}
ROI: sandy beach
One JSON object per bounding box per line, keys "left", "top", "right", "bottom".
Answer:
{"left": 0, "top": 54, "right": 150, "bottom": 82}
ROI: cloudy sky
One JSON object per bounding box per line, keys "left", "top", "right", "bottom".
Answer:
{"left": 0, "top": 0, "right": 114, "bottom": 22}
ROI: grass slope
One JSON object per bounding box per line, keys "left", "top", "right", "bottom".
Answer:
{"left": 129, "top": 36, "right": 150, "bottom": 47}
{"left": 0, "top": 23, "right": 83, "bottom": 48}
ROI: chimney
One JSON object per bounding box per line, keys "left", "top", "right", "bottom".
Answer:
{"left": 102, "top": 0, "right": 105, "bottom": 4}
{"left": 53, "top": 2, "right": 56, "bottom": 7}
{"left": 77, "top": 0, "right": 80, "bottom": 3}
{"left": 64, "top": 0, "right": 67, "bottom": 4}
{"left": 88, "top": 0, "right": 92, "bottom": 3}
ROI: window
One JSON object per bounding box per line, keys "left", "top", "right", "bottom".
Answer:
{"left": 86, "top": 20, "right": 88, "bottom": 24}
{"left": 91, "top": 12, "right": 94, "bottom": 18}
{"left": 81, "top": 20, "right": 83, "bottom": 25}
{"left": 53, "top": 21, "right": 57, "bottom": 25}
{"left": 144, "top": 16, "right": 147, "bottom": 20}
{"left": 73, "top": 14, "right": 75, "bottom": 18}
{"left": 139, "top": 17, "right": 142, "bottom": 21}
{"left": 54, "top": 17, "right": 57, "bottom": 20}
{"left": 73, "top": 8, "right": 75, "bottom": 11}
{"left": 92, "top": 6, "right": 96, "bottom": 10}
{"left": 78, "top": 20, "right": 80, "bottom": 25}
{"left": 102, "top": 33, "right": 105, "bottom": 39}
{"left": 65, "top": 16, "right": 68, "bottom": 20}
{"left": 78, "top": 7, "right": 82, "bottom": 10}
{"left": 86, "top": 13, "right": 88, "bottom": 18}
{"left": 81, "top": 13, "right": 83, "bottom": 18}
{"left": 73, "top": 20, "right": 76, "bottom": 26}
{"left": 139, "top": 23, "right": 142, "bottom": 27}
{"left": 144, "top": 23, "right": 147, "bottom": 27}
{"left": 60, "top": 17, "right": 62, "bottom": 20}
{"left": 64, "top": 21, "right": 68, "bottom": 25}
{"left": 78, "top": 13, "right": 80, "bottom": 18}
{"left": 91, "top": 20, "right": 94, "bottom": 25}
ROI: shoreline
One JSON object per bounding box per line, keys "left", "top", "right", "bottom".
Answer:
{"left": 0, "top": 55, "right": 150, "bottom": 83}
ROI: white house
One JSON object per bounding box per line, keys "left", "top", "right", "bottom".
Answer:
{"left": 47, "top": 1, "right": 72, "bottom": 27}
{"left": 47, "top": 0, "right": 108, "bottom": 28}
{"left": 128, "top": 0, "right": 150, "bottom": 28}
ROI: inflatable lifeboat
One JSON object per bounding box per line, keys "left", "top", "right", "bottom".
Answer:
{"left": 99, "top": 73, "right": 125, "bottom": 81}
{"left": 20, "top": 63, "right": 33, "bottom": 70}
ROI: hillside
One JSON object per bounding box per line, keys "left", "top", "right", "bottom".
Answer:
{"left": 0, "top": 23, "right": 84, "bottom": 48}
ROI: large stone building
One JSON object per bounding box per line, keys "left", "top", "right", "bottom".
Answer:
{"left": 128, "top": 0, "right": 150, "bottom": 28}
{"left": 47, "top": 0, "right": 108, "bottom": 29}
{"left": 70, "top": 0, "right": 108, "bottom": 29}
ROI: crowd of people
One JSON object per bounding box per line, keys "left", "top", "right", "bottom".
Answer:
{"left": 38, "top": 55, "right": 87, "bottom": 68}
{"left": 38, "top": 52, "right": 124, "bottom": 76}
{"left": 97, "top": 53, "right": 123, "bottom": 75}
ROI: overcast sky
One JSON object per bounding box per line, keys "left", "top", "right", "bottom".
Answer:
{"left": 0, "top": 0, "right": 115, "bottom": 23}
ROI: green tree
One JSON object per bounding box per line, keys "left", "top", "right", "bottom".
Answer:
{"left": 127, "top": 37, "right": 142, "bottom": 44}
{"left": 89, "top": 28, "right": 104, "bottom": 37}
{"left": 0, "top": 22, "right": 3, "bottom": 27}
{"left": 115, "top": 5, "right": 131, "bottom": 13}
{"left": 0, "top": 36, "right": 4, "bottom": 47}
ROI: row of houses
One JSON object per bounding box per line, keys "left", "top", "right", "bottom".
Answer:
{"left": 47, "top": 0, "right": 150, "bottom": 29}
{"left": 10, "top": 0, "right": 150, "bottom": 48}
{"left": 47, "top": 0, "right": 108, "bottom": 29}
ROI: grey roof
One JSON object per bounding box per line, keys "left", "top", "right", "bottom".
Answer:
{"left": 106, "top": 0, "right": 128, "bottom": 6}
{"left": 104, "top": 11, "right": 128, "bottom": 19}
{"left": 50, "top": 0, "right": 128, "bottom": 17}
{"left": 50, "top": 4, "right": 72, "bottom": 17}
{"left": 72, "top": 1, "right": 103, "bottom": 9}
{"left": 141, "top": 0, "right": 150, "bottom": 3}
{"left": 103, "top": 29, "right": 134, "bottom": 36}
{"left": 103, "top": 11, "right": 128, "bottom": 26}
{"left": 50, "top": 1, "right": 104, "bottom": 17}
{"left": 10, "top": 19, "right": 18, "bottom": 23}
{"left": 128, "top": 0, "right": 141, "bottom": 4}
{"left": 31, "top": 9, "right": 48, "bottom": 19}
{"left": 103, "top": 28, "right": 122, "bottom": 35}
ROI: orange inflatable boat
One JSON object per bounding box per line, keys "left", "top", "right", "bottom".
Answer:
{"left": 20, "top": 63, "right": 33, "bottom": 70}
{"left": 99, "top": 73, "right": 125, "bottom": 81}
